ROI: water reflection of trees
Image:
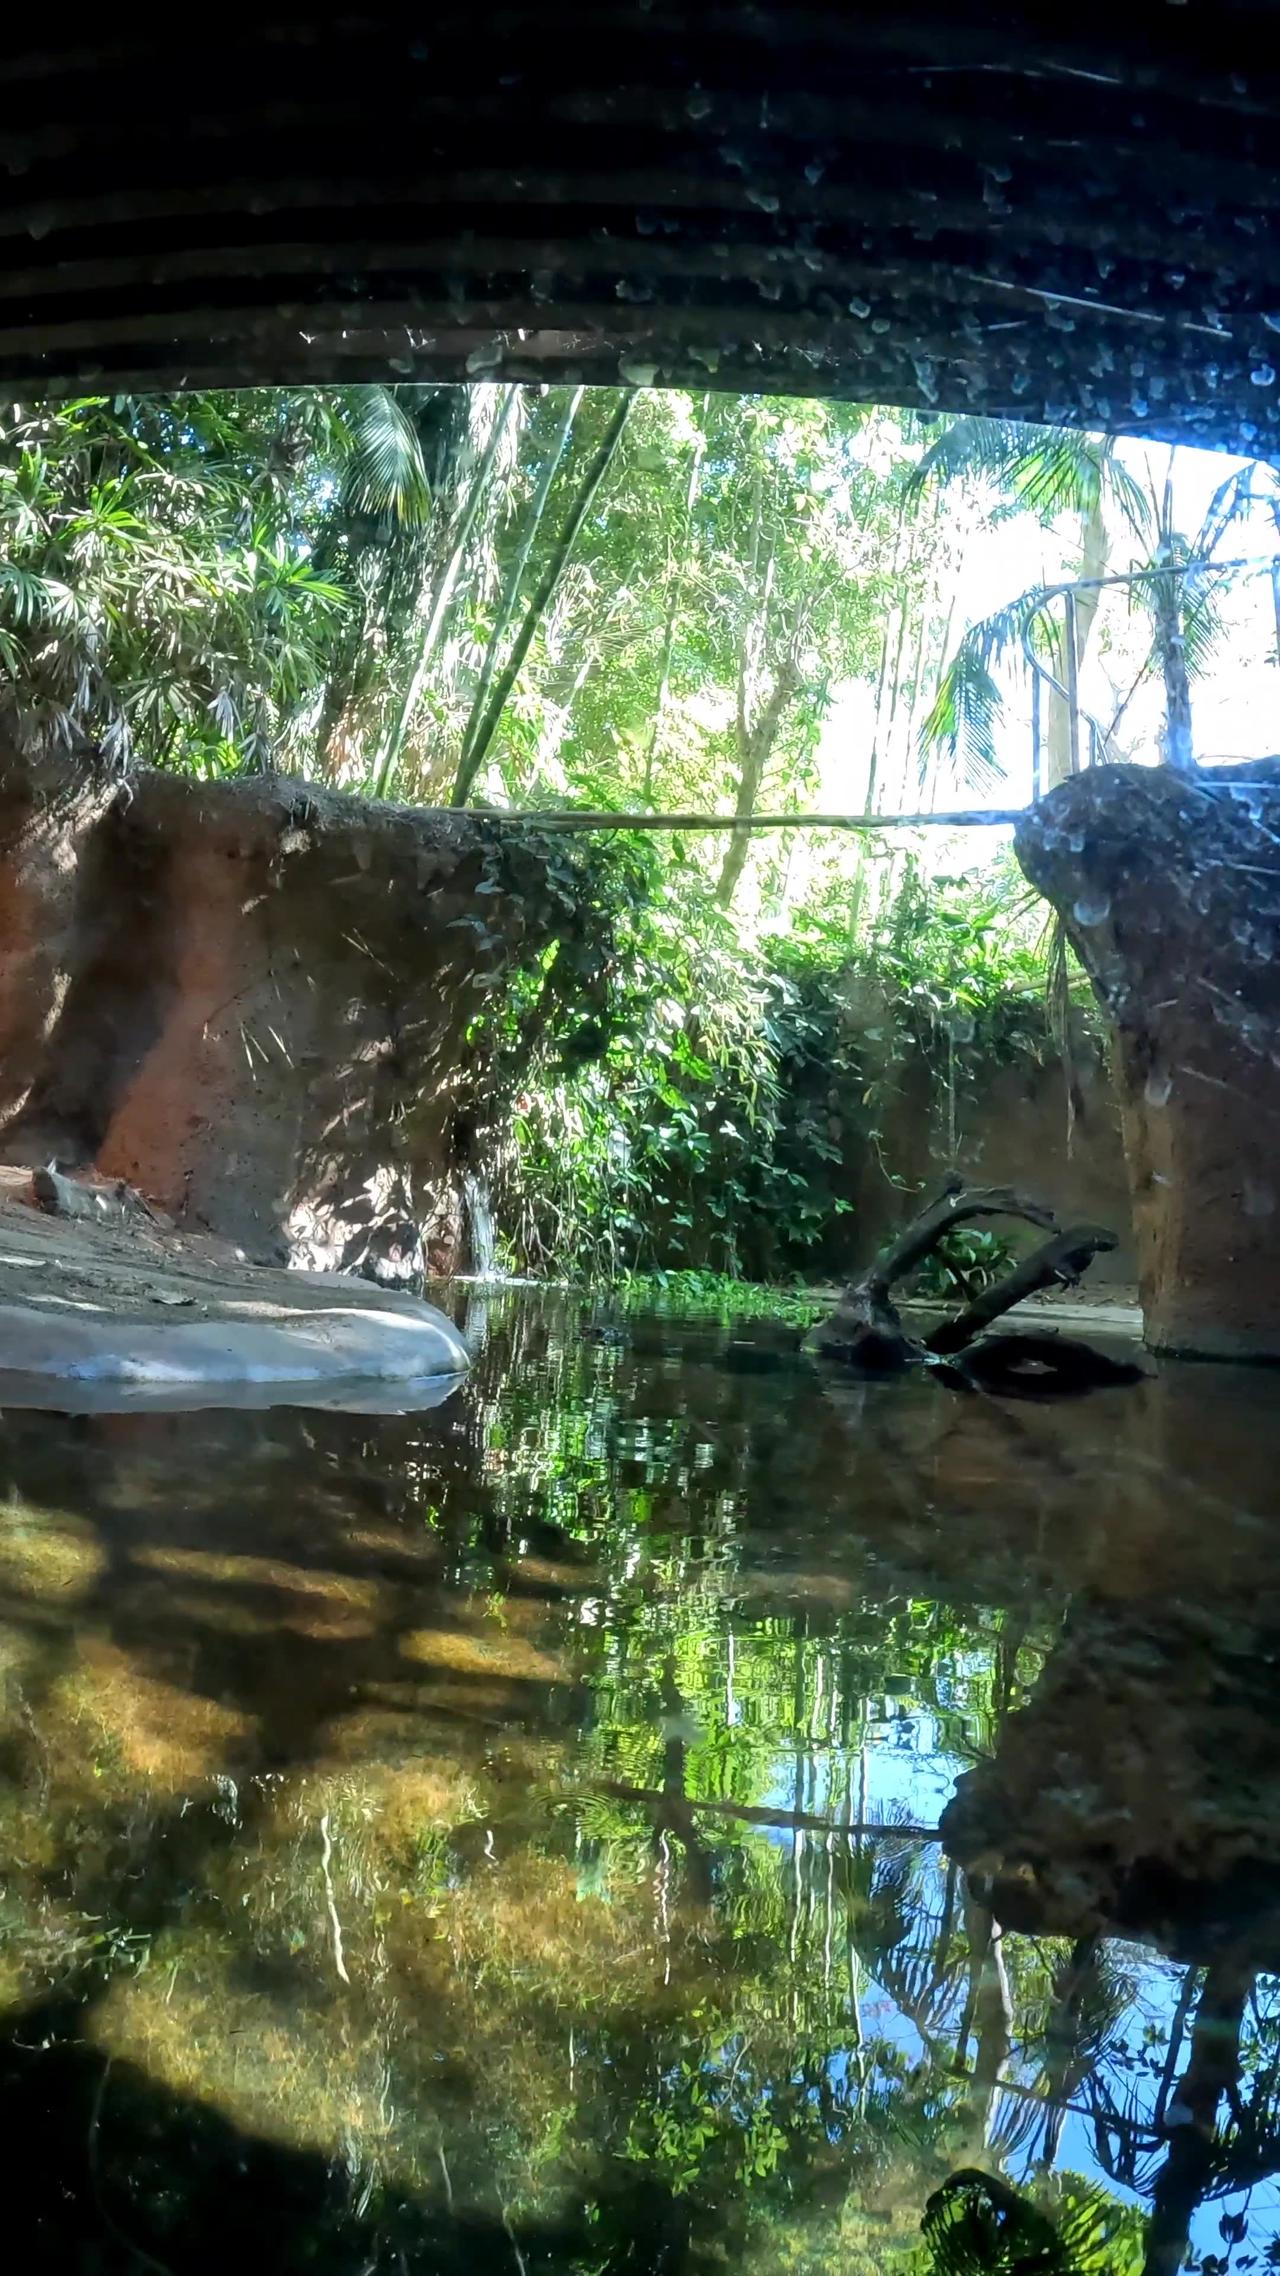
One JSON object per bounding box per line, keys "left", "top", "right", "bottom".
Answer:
{"left": 944, "top": 1589, "right": 1280, "bottom": 2275}
{"left": 0, "top": 1296, "right": 1275, "bottom": 2270}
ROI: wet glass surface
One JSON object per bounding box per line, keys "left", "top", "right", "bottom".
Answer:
{"left": 0, "top": 1291, "right": 1277, "bottom": 2273}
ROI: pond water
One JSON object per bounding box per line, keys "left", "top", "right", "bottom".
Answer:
{"left": 0, "top": 1292, "right": 1278, "bottom": 2274}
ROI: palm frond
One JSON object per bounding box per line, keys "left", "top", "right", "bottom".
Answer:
{"left": 918, "top": 644, "right": 1005, "bottom": 788}
{"left": 1124, "top": 560, "right": 1231, "bottom": 682}
{"left": 1098, "top": 452, "right": 1154, "bottom": 542}
{"left": 1181, "top": 579, "right": 1232, "bottom": 679}
{"left": 909, "top": 417, "right": 1151, "bottom": 537}
{"left": 1008, "top": 433, "right": 1104, "bottom": 524}
{"left": 907, "top": 416, "right": 1032, "bottom": 498}
{"left": 921, "top": 2170, "right": 1070, "bottom": 2273}
{"left": 922, "top": 2169, "right": 1138, "bottom": 2276}
{"left": 918, "top": 588, "right": 1048, "bottom": 789}
{"left": 340, "top": 386, "right": 433, "bottom": 524}
{"left": 1195, "top": 462, "right": 1261, "bottom": 559}
{"left": 0, "top": 562, "right": 79, "bottom": 629}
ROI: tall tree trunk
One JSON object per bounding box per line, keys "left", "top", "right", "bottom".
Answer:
{"left": 456, "top": 386, "right": 583, "bottom": 785}
{"left": 372, "top": 385, "right": 519, "bottom": 800}
{"left": 1153, "top": 572, "right": 1196, "bottom": 774}
{"left": 715, "top": 526, "right": 804, "bottom": 910}
{"left": 642, "top": 394, "right": 710, "bottom": 804}
{"left": 1045, "top": 483, "right": 1110, "bottom": 788}
{"left": 1143, "top": 1960, "right": 1250, "bottom": 2276}
{"left": 956, "top": 1879, "right": 1012, "bottom": 2155}
{"left": 313, "top": 588, "right": 368, "bottom": 777}
{"left": 714, "top": 662, "right": 800, "bottom": 908}
{"left": 451, "top": 394, "right": 633, "bottom": 807}
{"left": 1152, "top": 453, "right": 1196, "bottom": 777}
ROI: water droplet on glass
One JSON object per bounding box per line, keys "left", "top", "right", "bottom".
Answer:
{"left": 1073, "top": 892, "right": 1111, "bottom": 927}
{"left": 1244, "top": 1178, "right": 1276, "bottom": 1217}
{"left": 1253, "top": 364, "right": 1277, "bottom": 388}
{"left": 949, "top": 1013, "right": 975, "bottom": 1043}
{"left": 1144, "top": 1070, "right": 1173, "bottom": 1108}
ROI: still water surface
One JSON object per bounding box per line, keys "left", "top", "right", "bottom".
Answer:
{"left": 0, "top": 1293, "right": 1278, "bottom": 2273}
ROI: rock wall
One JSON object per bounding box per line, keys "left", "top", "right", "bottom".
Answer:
{"left": 848, "top": 1023, "right": 1132, "bottom": 1284}
{"left": 1017, "top": 760, "right": 1280, "bottom": 1358}
{"left": 0, "top": 752, "right": 601, "bottom": 1273}
{"left": 0, "top": 750, "right": 1141, "bottom": 1294}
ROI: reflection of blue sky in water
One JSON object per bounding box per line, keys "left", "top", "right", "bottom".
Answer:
{"left": 755, "top": 1693, "right": 1280, "bottom": 2267}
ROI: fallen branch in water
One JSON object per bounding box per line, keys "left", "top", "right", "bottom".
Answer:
{"left": 808, "top": 1175, "right": 1140, "bottom": 1393}
{"left": 807, "top": 1178, "right": 1057, "bottom": 1369}
{"left": 927, "top": 1223, "right": 1119, "bottom": 1355}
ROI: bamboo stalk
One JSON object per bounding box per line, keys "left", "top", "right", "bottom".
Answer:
{"left": 454, "top": 384, "right": 584, "bottom": 792}
{"left": 372, "top": 385, "right": 520, "bottom": 799}
{"left": 451, "top": 394, "right": 634, "bottom": 805}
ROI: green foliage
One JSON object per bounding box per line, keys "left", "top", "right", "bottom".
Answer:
{"left": 920, "top": 2170, "right": 1145, "bottom": 2275}
{"left": 0, "top": 391, "right": 348, "bottom": 768}
{"left": 616, "top": 1273, "right": 825, "bottom": 1326}
{"left": 0, "top": 381, "right": 1104, "bottom": 1293}
{"left": 499, "top": 845, "right": 1081, "bottom": 1284}
{"left": 912, "top": 1227, "right": 1016, "bottom": 1303}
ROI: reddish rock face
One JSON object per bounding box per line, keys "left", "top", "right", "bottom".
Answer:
{"left": 0, "top": 751, "right": 596, "bottom": 1274}
{"left": 1017, "top": 760, "right": 1280, "bottom": 1359}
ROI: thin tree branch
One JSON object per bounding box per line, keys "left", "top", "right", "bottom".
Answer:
{"left": 600, "top": 1780, "right": 938, "bottom": 1842}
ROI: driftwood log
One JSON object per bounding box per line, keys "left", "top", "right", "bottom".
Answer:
{"left": 807, "top": 1177, "right": 1140, "bottom": 1394}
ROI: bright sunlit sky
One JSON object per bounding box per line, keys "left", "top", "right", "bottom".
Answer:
{"left": 811, "top": 434, "right": 1280, "bottom": 880}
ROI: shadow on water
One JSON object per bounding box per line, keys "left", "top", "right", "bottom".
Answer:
{"left": 0, "top": 1290, "right": 1279, "bottom": 2270}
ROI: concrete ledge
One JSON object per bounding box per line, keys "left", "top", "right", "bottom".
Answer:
{"left": 0, "top": 1168, "right": 469, "bottom": 1411}
{"left": 0, "top": 1299, "right": 469, "bottom": 1389}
